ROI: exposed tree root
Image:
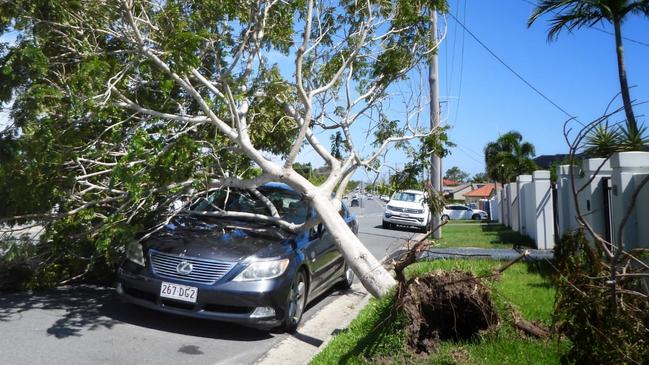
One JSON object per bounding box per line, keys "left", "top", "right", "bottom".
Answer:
{"left": 397, "top": 270, "right": 499, "bottom": 354}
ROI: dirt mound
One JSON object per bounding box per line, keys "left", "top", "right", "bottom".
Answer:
{"left": 400, "top": 270, "right": 499, "bottom": 353}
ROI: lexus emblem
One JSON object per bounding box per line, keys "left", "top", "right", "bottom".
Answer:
{"left": 176, "top": 260, "right": 193, "bottom": 275}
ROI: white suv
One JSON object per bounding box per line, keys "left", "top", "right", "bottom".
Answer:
{"left": 382, "top": 190, "right": 430, "bottom": 231}
{"left": 441, "top": 204, "right": 488, "bottom": 221}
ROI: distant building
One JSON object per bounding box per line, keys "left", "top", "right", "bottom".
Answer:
{"left": 533, "top": 154, "right": 569, "bottom": 169}
{"left": 443, "top": 178, "right": 461, "bottom": 187}
{"left": 444, "top": 183, "right": 483, "bottom": 202}
{"left": 464, "top": 183, "right": 499, "bottom": 205}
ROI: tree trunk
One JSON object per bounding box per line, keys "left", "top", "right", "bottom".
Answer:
{"left": 613, "top": 17, "right": 638, "bottom": 136}
{"left": 309, "top": 192, "right": 397, "bottom": 298}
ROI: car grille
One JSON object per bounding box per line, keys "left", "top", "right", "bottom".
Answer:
{"left": 149, "top": 250, "right": 235, "bottom": 285}
{"left": 386, "top": 205, "right": 424, "bottom": 214}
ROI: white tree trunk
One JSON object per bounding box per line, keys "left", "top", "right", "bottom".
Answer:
{"left": 308, "top": 190, "right": 397, "bottom": 298}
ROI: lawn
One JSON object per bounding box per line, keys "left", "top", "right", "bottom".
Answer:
{"left": 311, "top": 259, "right": 562, "bottom": 365}
{"left": 435, "top": 222, "right": 535, "bottom": 249}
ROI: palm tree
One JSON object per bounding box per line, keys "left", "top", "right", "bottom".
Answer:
{"left": 485, "top": 131, "right": 538, "bottom": 184}
{"left": 528, "top": 0, "right": 649, "bottom": 138}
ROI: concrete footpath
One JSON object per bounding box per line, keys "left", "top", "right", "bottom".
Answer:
{"left": 256, "top": 283, "right": 370, "bottom": 365}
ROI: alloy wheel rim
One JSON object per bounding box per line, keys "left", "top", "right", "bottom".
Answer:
{"left": 345, "top": 266, "right": 354, "bottom": 285}
{"left": 288, "top": 276, "right": 306, "bottom": 324}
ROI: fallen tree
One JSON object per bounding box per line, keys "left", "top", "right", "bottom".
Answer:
{"left": 0, "top": 0, "right": 449, "bottom": 296}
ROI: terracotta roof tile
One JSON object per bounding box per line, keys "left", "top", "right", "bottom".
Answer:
{"left": 464, "top": 183, "right": 497, "bottom": 198}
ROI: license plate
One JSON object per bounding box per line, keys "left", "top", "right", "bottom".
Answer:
{"left": 160, "top": 282, "right": 198, "bottom": 303}
{"left": 400, "top": 213, "right": 410, "bottom": 218}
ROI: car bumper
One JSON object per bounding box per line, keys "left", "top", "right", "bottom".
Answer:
{"left": 116, "top": 260, "right": 293, "bottom": 330}
{"left": 383, "top": 214, "right": 428, "bottom": 228}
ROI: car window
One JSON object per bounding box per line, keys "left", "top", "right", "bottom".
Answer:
{"left": 392, "top": 192, "right": 424, "bottom": 203}
{"left": 193, "top": 187, "right": 309, "bottom": 224}
{"left": 339, "top": 203, "right": 349, "bottom": 218}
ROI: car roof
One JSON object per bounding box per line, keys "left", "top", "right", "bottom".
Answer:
{"left": 261, "top": 182, "right": 294, "bottom": 191}
{"left": 397, "top": 189, "right": 424, "bottom": 194}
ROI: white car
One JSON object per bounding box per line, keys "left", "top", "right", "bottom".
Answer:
{"left": 441, "top": 204, "right": 488, "bottom": 221}
{"left": 382, "top": 190, "right": 430, "bottom": 231}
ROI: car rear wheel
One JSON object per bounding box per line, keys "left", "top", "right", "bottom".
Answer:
{"left": 441, "top": 214, "right": 450, "bottom": 223}
{"left": 281, "top": 270, "right": 307, "bottom": 333}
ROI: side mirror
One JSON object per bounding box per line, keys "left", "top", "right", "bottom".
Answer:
{"left": 309, "top": 223, "right": 324, "bottom": 240}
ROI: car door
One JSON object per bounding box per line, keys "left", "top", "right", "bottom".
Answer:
{"left": 305, "top": 204, "right": 355, "bottom": 295}
{"left": 460, "top": 206, "right": 472, "bottom": 219}
{"left": 301, "top": 222, "right": 329, "bottom": 293}
{"left": 448, "top": 205, "right": 460, "bottom": 220}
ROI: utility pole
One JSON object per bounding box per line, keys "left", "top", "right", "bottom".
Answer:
{"left": 429, "top": 10, "right": 442, "bottom": 239}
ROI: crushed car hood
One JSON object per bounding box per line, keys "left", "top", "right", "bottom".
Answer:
{"left": 144, "top": 222, "right": 295, "bottom": 262}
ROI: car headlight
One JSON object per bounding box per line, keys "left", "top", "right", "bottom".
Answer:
{"left": 126, "top": 241, "right": 145, "bottom": 267}
{"left": 233, "top": 259, "right": 290, "bottom": 281}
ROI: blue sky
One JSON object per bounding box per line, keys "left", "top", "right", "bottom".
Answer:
{"left": 436, "top": 0, "right": 649, "bottom": 176}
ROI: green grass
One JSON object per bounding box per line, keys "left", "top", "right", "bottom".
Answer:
{"left": 436, "top": 222, "right": 535, "bottom": 249}
{"left": 311, "top": 259, "right": 562, "bottom": 365}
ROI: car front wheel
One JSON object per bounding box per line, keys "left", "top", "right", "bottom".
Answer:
{"left": 382, "top": 220, "right": 391, "bottom": 229}
{"left": 340, "top": 263, "right": 354, "bottom": 290}
{"left": 281, "top": 270, "right": 307, "bottom": 333}
{"left": 472, "top": 214, "right": 481, "bottom": 220}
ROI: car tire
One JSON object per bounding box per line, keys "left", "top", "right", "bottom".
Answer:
{"left": 382, "top": 220, "right": 390, "bottom": 229}
{"left": 339, "top": 263, "right": 355, "bottom": 290}
{"left": 441, "top": 215, "right": 449, "bottom": 223}
{"left": 281, "top": 270, "right": 307, "bottom": 333}
{"left": 472, "top": 214, "right": 481, "bottom": 220}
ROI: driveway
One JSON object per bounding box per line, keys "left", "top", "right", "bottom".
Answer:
{"left": 0, "top": 197, "right": 415, "bottom": 365}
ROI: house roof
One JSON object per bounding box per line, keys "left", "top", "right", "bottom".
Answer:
{"left": 533, "top": 154, "right": 569, "bottom": 169}
{"left": 444, "top": 182, "right": 471, "bottom": 193}
{"left": 443, "top": 178, "right": 460, "bottom": 186}
{"left": 464, "top": 183, "right": 497, "bottom": 198}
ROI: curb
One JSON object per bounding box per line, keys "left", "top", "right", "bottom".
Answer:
{"left": 255, "top": 283, "right": 370, "bottom": 365}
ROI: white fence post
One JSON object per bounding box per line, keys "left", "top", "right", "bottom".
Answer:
{"left": 577, "top": 158, "right": 613, "bottom": 243}
{"left": 610, "top": 152, "right": 649, "bottom": 250}
{"left": 503, "top": 184, "right": 510, "bottom": 227}
{"left": 495, "top": 188, "right": 501, "bottom": 223}
{"left": 516, "top": 175, "right": 533, "bottom": 236}
{"left": 532, "top": 170, "right": 555, "bottom": 250}
{"left": 556, "top": 164, "right": 578, "bottom": 238}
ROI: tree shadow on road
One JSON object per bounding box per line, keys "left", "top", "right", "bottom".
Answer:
{"left": 0, "top": 285, "right": 271, "bottom": 341}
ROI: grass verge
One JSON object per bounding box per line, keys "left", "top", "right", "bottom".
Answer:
{"left": 436, "top": 222, "right": 535, "bottom": 249}
{"left": 311, "top": 259, "right": 563, "bottom": 365}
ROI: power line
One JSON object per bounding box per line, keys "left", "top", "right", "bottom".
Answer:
{"left": 455, "top": 143, "right": 484, "bottom": 166}
{"left": 521, "top": 0, "right": 649, "bottom": 48}
{"left": 452, "top": 0, "right": 467, "bottom": 126}
{"left": 447, "top": 11, "right": 578, "bottom": 122}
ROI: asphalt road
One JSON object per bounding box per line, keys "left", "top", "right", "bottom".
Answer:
{"left": 0, "top": 197, "right": 414, "bottom": 365}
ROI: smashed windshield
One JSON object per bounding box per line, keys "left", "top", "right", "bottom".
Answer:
{"left": 192, "top": 187, "right": 309, "bottom": 225}
{"left": 392, "top": 192, "right": 424, "bottom": 203}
